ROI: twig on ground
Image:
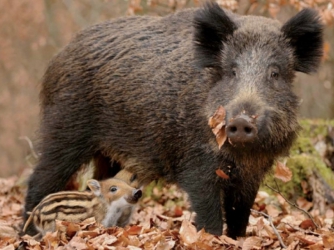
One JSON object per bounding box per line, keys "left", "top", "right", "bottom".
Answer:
{"left": 251, "top": 209, "right": 287, "bottom": 249}
{"left": 19, "top": 136, "right": 39, "bottom": 160}
{"left": 284, "top": 222, "right": 320, "bottom": 236}
{"left": 264, "top": 180, "right": 319, "bottom": 229}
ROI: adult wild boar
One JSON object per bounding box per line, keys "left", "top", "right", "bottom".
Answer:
{"left": 24, "top": 2, "right": 323, "bottom": 238}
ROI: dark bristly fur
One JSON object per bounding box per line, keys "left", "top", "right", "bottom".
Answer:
{"left": 281, "top": 8, "right": 324, "bottom": 73}
{"left": 23, "top": 2, "right": 323, "bottom": 238}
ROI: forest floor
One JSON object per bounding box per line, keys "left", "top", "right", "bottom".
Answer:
{"left": 1, "top": 168, "right": 334, "bottom": 250}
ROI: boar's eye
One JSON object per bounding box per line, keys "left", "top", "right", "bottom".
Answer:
{"left": 232, "top": 68, "right": 237, "bottom": 77}
{"left": 269, "top": 66, "right": 280, "bottom": 80}
{"left": 270, "top": 71, "right": 279, "bottom": 80}
{"left": 110, "top": 186, "right": 118, "bottom": 193}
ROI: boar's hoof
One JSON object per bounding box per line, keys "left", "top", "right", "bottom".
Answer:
{"left": 226, "top": 115, "right": 257, "bottom": 144}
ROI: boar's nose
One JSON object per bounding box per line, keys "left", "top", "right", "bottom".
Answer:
{"left": 226, "top": 115, "right": 257, "bottom": 144}
{"left": 133, "top": 189, "right": 142, "bottom": 201}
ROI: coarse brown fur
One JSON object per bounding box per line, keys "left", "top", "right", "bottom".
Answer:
{"left": 24, "top": 3, "right": 323, "bottom": 238}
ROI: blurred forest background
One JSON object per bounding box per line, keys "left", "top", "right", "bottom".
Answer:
{"left": 1, "top": 0, "right": 333, "bottom": 177}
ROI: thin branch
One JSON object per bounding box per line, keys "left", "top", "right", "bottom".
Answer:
{"left": 19, "top": 136, "right": 39, "bottom": 160}
{"left": 251, "top": 209, "right": 287, "bottom": 249}
{"left": 264, "top": 180, "right": 319, "bottom": 229}
{"left": 284, "top": 222, "right": 320, "bottom": 237}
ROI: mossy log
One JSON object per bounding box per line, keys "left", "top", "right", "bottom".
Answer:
{"left": 262, "top": 119, "right": 334, "bottom": 212}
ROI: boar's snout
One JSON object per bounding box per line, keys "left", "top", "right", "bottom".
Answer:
{"left": 226, "top": 114, "right": 258, "bottom": 144}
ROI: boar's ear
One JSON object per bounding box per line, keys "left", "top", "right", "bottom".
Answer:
{"left": 87, "top": 179, "right": 101, "bottom": 196}
{"left": 193, "top": 2, "right": 237, "bottom": 69}
{"left": 281, "top": 8, "right": 323, "bottom": 73}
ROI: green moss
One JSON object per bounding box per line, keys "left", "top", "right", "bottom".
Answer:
{"left": 261, "top": 119, "right": 334, "bottom": 200}
{"left": 290, "top": 137, "right": 318, "bottom": 156}
{"left": 298, "top": 119, "right": 334, "bottom": 138}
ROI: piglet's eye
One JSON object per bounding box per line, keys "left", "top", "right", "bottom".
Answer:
{"left": 110, "top": 186, "right": 118, "bottom": 193}
{"left": 232, "top": 69, "right": 237, "bottom": 76}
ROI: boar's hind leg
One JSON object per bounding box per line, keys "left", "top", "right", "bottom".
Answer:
{"left": 224, "top": 182, "right": 259, "bottom": 239}
{"left": 23, "top": 130, "right": 95, "bottom": 235}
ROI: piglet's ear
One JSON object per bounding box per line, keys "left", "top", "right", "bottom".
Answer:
{"left": 87, "top": 179, "right": 101, "bottom": 196}
{"left": 193, "top": 2, "right": 237, "bottom": 69}
{"left": 282, "top": 8, "right": 324, "bottom": 73}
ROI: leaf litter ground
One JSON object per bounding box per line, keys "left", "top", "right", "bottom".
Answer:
{"left": 1, "top": 172, "right": 334, "bottom": 250}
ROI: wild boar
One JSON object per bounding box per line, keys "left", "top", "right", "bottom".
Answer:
{"left": 23, "top": 2, "right": 323, "bottom": 238}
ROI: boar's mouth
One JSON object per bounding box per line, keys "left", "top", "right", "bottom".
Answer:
{"left": 225, "top": 113, "right": 258, "bottom": 145}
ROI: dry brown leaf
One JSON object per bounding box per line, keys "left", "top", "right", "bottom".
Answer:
{"left": 174, "top": 206, "right": 183, "bottom": 217}
{"left": 286, "top": 240, "right": 299, "bottom": 250}
{"left": 216, "top": 169, "right": 229, "bottom": 179}
{"left": 265, "top": 204, "right": 281, "bottom": 217}
{"left": 308, "top": 242, "right": 325, "bottom": 250}
{"left": 126, "top": 225, "right": 142, "bottom": 235}
{"left": 295, "top": 235, "right": 317, "bottom": 246}
{"left": 219, "top": 235, "right": 238, "bottom": 245}
{"left": 155, "top": 240, "right": 175, "bottom": 250}
{"left": 322, "top": 232, "right": 334, "bottom": 248}
{"left": 127, "top": 246, "right": 142, "bottom": 250}
{"left": 179, "top": 220, "right": 198, "bottom": 245}
{"left": 274, "top": 161, "right": 292, "bottom": 182}
{"left": 68, "top": 236, "right": 89, "bottom": 249}
{"left": 208, "top": 106, "right": 227, "bottom": 149}
{"left": 42, "top": 232, "right": 60, "bottom": 249}
{"left": 256, "top": 217, "right": 265, "bottom": 233}
{"left": 66, "top": 221, "right": 81, "bottom": 237}
{"left": 241, "top": 236, "right": 262, "bottom": 250}
{"left": 208, "top": 105, "right": 226, "bottom": 131}
{"left": 296, "top": 197, "right": 313, "bottom": 211}
{"left": 1, "top": 245, "right": 15, "bottom": 250}
{"left": 299, "top": 219, "right": 317, "bottom": 230}
{"left": 0, "top": 223, "right": 18, "bottom": 238}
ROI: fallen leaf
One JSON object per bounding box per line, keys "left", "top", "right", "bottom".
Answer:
{"left": 208, "top": 106, "right": 227, "bottom": 149}
{"left": 208, "top": 106, "right": 226, "bottom": 131}
{"left": 299, "top": 219, "right": 317, "bottom": 230}
{"left": 274, "top": 161, "right": 292, "bottom": 182}
{"left": 66, "top": 221, "right": 81, "bottom": 237}
{"left": 0, "top": 223, "right": 18, "bottom": 238}
{"left": 68, "top": 236, "right": 89, "bottom": 249}
{"left": 296, "top": 197, "right": 313, "bottom": 211}
{"left": 219, "top": 235, "right": 238, "bottom": 246}
{"left": 322, "top": 232, "right": 334, "bottom": 248}
{"left": 265, "top": 204, "right": 281, "bottom": 217}
{"left": 179, "top": 220, "right": 198, "bottom": 245}
{"left": 126, "top": 225, "right": 142, "bottom": 235}
{"left": 1, "top": 245, "right": 15, "bottom": 250}
{"left": 155, "top": 240, "right": 175, "bottom": 250}
{"left": 241, "top": 236, "right": 262, "bottom": 250}
{"left": 295, "top": 235, "right": 317, "bottom": 246}
{"left": 216, "top": 169, "right": 229, "bottom": 179}
{"left": 308, "top": 242, "right": 324, "bottom": 250}
{"left": 286, "top": 240, "right": 299, "bottom": 250}
{"left": 216, "top": 129, "right": 227, "bottom": 149}
{"left": 174, "top": 206, "right": 183, "bottom": 217}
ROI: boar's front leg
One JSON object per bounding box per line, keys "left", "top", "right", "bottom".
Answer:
{"left": 177, "top": 162, "right": 223, "bottom": 236}
{"left": 223, "top": 179, "right": 260, "bottom": 239}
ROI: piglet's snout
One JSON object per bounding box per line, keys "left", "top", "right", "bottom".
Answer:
{"left": 132, "top": 189, "right": 142, "bottom": 201}
{"left": 226, "top": 114, "right": 258, "bottom": 144}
